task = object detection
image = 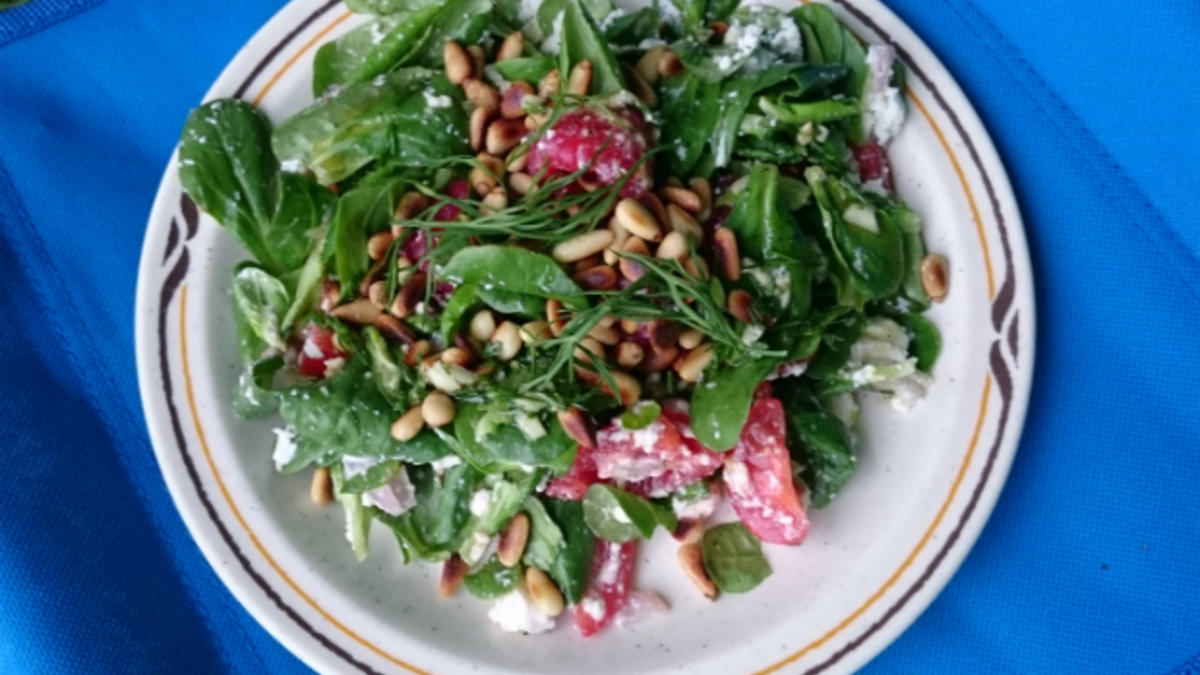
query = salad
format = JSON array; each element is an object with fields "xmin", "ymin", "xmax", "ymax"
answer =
[{"xmin": 177, "ymin": 0, "xmax": 949, "ymax": 636}]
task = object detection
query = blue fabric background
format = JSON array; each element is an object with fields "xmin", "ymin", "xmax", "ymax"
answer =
[{"xmin": 0, "ymin": 0, "xmax": 1196, "ymax": 673}]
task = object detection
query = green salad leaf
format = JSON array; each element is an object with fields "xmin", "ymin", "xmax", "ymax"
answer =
[
  {"xmin": 464, "ymin": 557, "xmax": 522, "ymax": 599},
  {"xmin": 701, "ymin": 522, "xmax": 772, "ymax": 592},
  {"xmin": 582, "ymin": 484, "xmax": 676, "ymax": 542}
]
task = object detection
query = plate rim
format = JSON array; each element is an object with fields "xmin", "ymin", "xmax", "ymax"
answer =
[{"xmin": 134, "ymin": 1, "xmax": 1036, "ymax": 673}]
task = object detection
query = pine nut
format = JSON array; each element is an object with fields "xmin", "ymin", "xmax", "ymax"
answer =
[
  {"xmin": 655, "ymin": 231, "xmax": 689, "ymax": 261},
  {"xmin": 572, "ymin": 253, "xmax": 603, "ymax": 273},
  {"xmin": 674, "ymin": 343, "xmax": 714, "ymax": 382},
  {"xmin": 367, "ymin": 280, "xmax": 387, "ymax": 309},
  {"xmin": 690, "ymin": 177, "xmax": 712, "ymax": 222},
  {"xmin": 520, "ymin": 320, "xmax": 551, "ymax": 344},
  {"xmin": 556, "ymin": 407, "xmax": 595, "ymax": 448},
  {"xmin": 615, "ymin": 341, "xmax": 644, "ymax": 368},
  {"xmin": 394, "ymin": 191, "xmax": 429, "ymax": 221},
  {"xmin": 712, "ymin": 228, "xmax": 742, "ymax": 281},
  {"xmin": 331, "ymin": 298, "xmax": 381, "ymax": 325},
  {"xmin": 500, "ymin": 81, "xmax": 534, "ymax": 119},
  {"xmin": 621, "ymin": 62, "xmax": 657, "ymax": 108},
  {"xmin": 444, "ymin": 41, "xmax": 472, "ymax": 84},
  {"xmin": 357, "ymin": 255, "xmax": 387, "ymax": 296},
  {"xmin": 553, "ymin": 229, "xmax": 614, "ymax": 263},
  {"xmin": 677, "ymin": 543, "xmax": 717, "ymax": 599},
  {"xmin": 921, "ymin": 254, "xmax": 949, "ymax": 301},
  {"xmin": 567, "ymin": 59, "xmax": 592, "ymax": 96},
  {"xmin": 310, "ymin": 466, "xmax": 333, "ymax": 506},
  {"xmin": 614, "ymin": 198, "xmax": 662, "ymax": 241},
  {"xmin": 684, "ymin": 255, "xmax": 708, "ymax": 279},
  {"xmin": 727, "ymin": 289, "xmax": 754, "ymax": 323},
  {"xmin": 660, "ymin": 185, "xmax": 702, "ymax": 214},
  {"xmin": 506, "ymin": 147, "xmax": 529, "ymax": 172},
  {"xmin": 605, "ymin": 371, "xmax": 641, "ymax": 406},
  {"xmin": 678, "ymin": 328, "xmax": 704, "ymax": 350},
  {"xmin": 509, "ymin": 171, "xmax": 534, "ymax": 195},
  {"xmin": 320, "ymin": 279, "xmax": 340, "ymax": 313},
  {"xmin": 469, "ymin": 310, "xmax": 496, "ymax": 342},
  {"xmin": 645, "ymin": 320, "xmax": 677, "ymax": 351},
  {"xmin": 619, "ymin": 236, "xmax": 650, "ymax": 281},
  {"xmin": 367, "ymin": 231, "xmax": 394, "ymax": 261},
  {"xmin": 486, "ymin": 117, "xmax": 526, "ymax": 155},
  {"xmin": 538, "ymin": 69, "xmax": 560, "ymax": 97},
  {"xmin": 481, "ymin": 187, "xmax": 508, "ymax": 214},
  {"xmin": 375, "ymin": 314, "xmax": 415, "ymax": 344},
  {"xmin": 440, "ymin": 346, "xmax": 474, "ymax": 368},
  {"xmin": 524, "ymin": 567, "xmax": 565, "ymax": 616},
  {"xmin": 390, "ymin": 405, "xmax": 425, "ymax": 441},
  {"xmin": 462, "ymin": 77, "xmax": 500, "ymax": 109},
  {"xmin": 574, "ymin": 337, "xmax": 605, "ymax": 365},
  {"xmin": 588, "ymin": 322, "xmax": 620, "ymax": 346},
  {"xmin": 403, "ymin": 340, "xmax": 431, "ymax": 367},
  {"xmin": 497, "ymin": 31, "xmax": 524, "ymax": 61},
  {"xmin": 710, "ymin": 20, "xmax": 729, "ymax": 38},
  {"xmin": 604, "ymin": 216, "xmax": 631, "ymax": 265},
  {"xmin": 641, "ymin": 345, "xmax": 680, "ymax": 373},
  {"xmin": 421, "ymin": 392, "xmax": 456, "ymax": 427},
  {"xmin": 497, "ymin": 513, "xmax": 530, "ymax": 567},
  {"xmin": 466, "ymin": 44, "xmax": 485, "ymax": 75},
  {"xmin": 469, "ymin": 106, "xmax": 496, "ymax": 151},
  {"xmin": 575, "ymin": 264, "xmax": 619, "ymax": 290},
  {"xmin": 490, "ymin": 321, "xmax": 523, "ymax": 360},
  {"xmin": 672, "ymin": 519, "xmax": 705, "ymax": 545},
  {"xmin": 658, "ymin": 49, "xmax": 682, "ymax": 77},
  {"xmin": 440, "ymin": 554, "xmax": 468, "ymax": 597},
  {"xmin": 389, "ymin": 271, "xmax": 427, "ymax": 318},
  {"xmin": 545, "ymin": 299, "xmax": 566, "ymax": 336},
  {"xmin": 470, "ymin": 152, "xmax": 504, "ymax": 196},
  {"xmin": 666, "ymin": 203, "xmax": 703, "ymax": 242},
  {"xmin": 619, "ymin": 318, "xmax": 640, "ymax": 334},
  {"xmin": 636, "ymin": 46, "xmax": 668, "ymax": 85},
  {"xmin": 641, "ymin": 193, "xmax": 670, "ymax": 229}
]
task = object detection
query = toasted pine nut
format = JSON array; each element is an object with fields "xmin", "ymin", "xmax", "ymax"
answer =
[
  {"xmin": 641, "ymin": 193, "xmax": 670, "ymax": 228},
  {"xmin": 660, "ymin": 185, "xmax": 702, "ymax": 213},
  {"xmin": 605, "ymin": 371, "xmax": 642, "ymax": 406},
  {"xmin": 574, "ymin": 337, "xmax": 605, "ymax": 365},
  {"xmin": 500, "ymin": 81, "xmax": 534, "ymax": 119},
  {"xmin": 440, "ymin": 346, "xmax": 474, "ymax": 368},
  {"xmin": 710, "ymin": 20, "xmax": 729, "ymax": 37},
  {"xmin": 614, "ymin": 198, "xmax": 662, "ymax": 241},
  {"xmin": 712, "ymin": 228, "xmax": 742, "ymax": 281},
  {"xmin": 921, "ymin": 254, "xmax": 949, "ymax": 301},
  {"xmin": 498, "ymin": 513, "xmax": 530, "ymax": 567},
  {"xmin": 389, "ymin": 271, "xmax": 426, "ymax": 318},
  {"xmin": 320, "ymin": 279, "xmax": 340, "ymax": 314},
  {"xmin": 367, "ymin": 231, "xmax": 394, "ymax": 261},
  {"xmin": 684, "ymin": 255, "xmax": 708, "ymax": 280},
  {"xmin": 390, "ymin": 405, "xmax": 425, "ymax": 442},
  {"xmin": 636, "ymin": 46, "xmax": 668, "ymax": 85},
  {"xmin": 331, "ymin": 298, "xmax": 381, "ymax": 325},
  {"xmin": 310, "ymin": 467, "xmax": 333, "ymax": 506},
  {"xmin": 481, "ymin": 187, "xmax": 508, "ymax": 215},
  {"xmin": 727, "ymin": 289, "xmax": 754, "ymax": 323},
  {"xmin": 421, "ymin": 392, "xmax": 456, "ymax": 427},
  {"xmin": 621, "ymin": 62, "xmax": 657, "ymax": 108},
  {"xmin": 462, "ymin": 77, "xmax": 500, "ymax": 109},
  {"xmin": 557, "ymin": 407, "xmax": 595, "ymax": 448},
  {"xmin": 567, "ymin": 59, "xmax": 592, "ymax": 95},
  {"xmin": 658, "ymin": 49, "xmax": 683, "ymax": 77},
  {"xmin": 367, "ymin": 280, "xmax": 388, "ymax": 309},
  {"xmin": 619, "ymin": 236, "xmax": 650, "ymax": 281},
  {"xmin": 646, "ymin": 320, "xmax": 679, "ymax": 350},
  {"xmin": 497, "ymin": 31, "xmax": 525, "ymax": 62},
  {"xmin": 575, "ymin": 264, "xmax": 619, "ymax": 290},
  {"xmin": 486, "ymin": 117, "xmax": 526, "ymax": 155},
  {"xmin": 524, "ymin": 567, "xmax": 565, "ymax": 616},
  {"xmin": 655, "ymin": 231, "xmax": 689, "ymax": 261},
  {"xmin": 440, "ymin": 554, "xmax": 468, "ymax": 597},
  {"xmin": 403, "ymin": 340, "xmax": 431, "ymax": 367},
  {"xmin": 470, "ymin": 152, "xmax": 504, "ymax": 196},
  {"xmin": 394, "ymin": 191, "xmax": 429, "ymax": 225},
  {"xmin": 469, "ymin": 106, "xmax": 495, "ymax": 151},
  {"xmin": 604, "ymin": 217, "xmax": 631, "ymax": 265},
  {"xmin": 675, "ymin": 343, "xmax": 714, "ymax": 382},
  {"xmin": 678, "ymin": 543, "xmax": 717, "ymax": 599},
  {"xmin": 466, "ymin": 44, "xmax": 485, "ymax": 75},
  {"xmin": 375, "ymin": 314, "xmax": 415, "ymax": 344},
  {"xmin": 641, "ymin": 345, "xmax": 680, "ymax": 373},
  {"xmin": 545, "ymin": 299, "xmax": 566, "ymax": 336},
  {"xmin": 572, "ymin": 253, "xmax": 603, "ymax": 273},
  {"xmin": 615, "ymin": 341, "xmax": 644, "ymax": 368},
  {"xmin": 666, "ymin": 203, "xmax": 703, "ymax": 242},
  {"xmin": 490, "ymin": 321, "xmax": 523, "ymax": 360},
  {"xmin": 520, "ymin": 320, "xmax": 551, "ymax": 344},
  {"xmin": 357, "ymin": 255, "xmax": 387, "ymax": 296},
  {"xmin": 588, "ymin": 322, "xmax": 620, "ymax": 346},
  {"xmin": 525, "ymin": 111, "xmax": 550, "ymax": 130},
  {"xmin": 690, "ymin": 177, "xmax": 713, "ymax": 222},
  {"xmin": 672, "ymin": 518, "xmax": 705, "ymax": 545},
  {"xmin": 508, "ymin": 171, "xmax": 534, "ymax": 195},
  {"xmin": 444, "ymin": 41, "xmax": 472, "ymax": 84},
  {"xmin": 553, "ymin": 229, "xmax": 614, "ymax": 263},
  {"xmin": 619, "ymin": 318, "xmax": 640, "ymax": 334},
  {"xmin": 538, "ymin": 69, "xmax": 560, "ymax": 97},
  {"xmin": 678, "ymin": 328, "xmax": 704, "ymax": 350},
  {"xmin": 506, "ymin": 146, "xmax": 529, "ymax": 172},
  {"xmin": 468, "ymin": 310, "xmax": 496, "ymax": 342}
]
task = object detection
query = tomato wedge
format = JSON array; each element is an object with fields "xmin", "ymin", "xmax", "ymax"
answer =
[
  {"xmin": 295, "ymin": 323, "xmax": 345, "ymax": 378},
  {"xmin": 624, "ymin": 402, "xmax": 724, "ymax": 497},
  {"xmin": 544, "ymin": 446, "xmax": 599, "ymax": 500},
  {"xmin": 571, "ymin": 540, "xmax": 637, "ymax": 637},
  {"xmin": 723, "ymin": 397, "xmax": 809, "ymax": 545}
]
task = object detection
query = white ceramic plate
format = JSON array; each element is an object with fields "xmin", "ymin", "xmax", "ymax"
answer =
[{"xmin": 135, "ymin": 1, "xmax": 1034, "ymax": 673}]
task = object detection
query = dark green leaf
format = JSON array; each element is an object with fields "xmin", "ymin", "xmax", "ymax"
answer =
[
  {"xmin": 522, "ymin": 496, "xmax": 565, "ymax": 571},
  {"xmin": 791, "ymin": 4, "xmax": 869, "ymax": 142},
  {"xmin": 542, "ymin": 499, "xmax": 595, "ymax": 603},
  {"xmin": 270, "ymin": 173, "xmax": 336, "ymax": 271},
  {"xmin": 439, "ymin": 245, "xmax": 586, "ymax": 309},
  {"xmin": 331, "ymin": 180, "xmax": 405, "ymax": 299},
  {"xmin": 340, "ymin": 493, "xmax": 374, "ymax": 561},
  {"xmin": 690, "ymin": 357, "xmax": 782, "ymax": 451},
  {"xmin": 232, "ymin": 355, "xmax": 284, "ymax": 419},
  {"xmin": 894, "ymin": 312, "xmax": 941, "ymax": 373},
  {"xmin": 312, "ymin": 5, "xmax": 443, "ymax": 96},
  {"xmin": 555, "ymin": 0, "xmax": 627, "ymax": 95},
  {"xmin": 494, "ymin": 56, "xmax": 557, "ymax": 84},
  {"xmin": 333, "ymin": 457, "xmax": 402, "ymax": 494},
  {"xmin": 407, "ymin": 0, "xmax": 494, "ymax": 67},
  {"xmin": 453, "ymin": 402, "xmax": 578, "ymax": 474},
  {"xmin": 386, "ymin": 463, "xmax": 479, "ymax": 554},
  {"xmin": 657, "ymin": 71, "xmax": 721, "ymax": 176},
  {"xmin": 603, "ymin": 6, "xmax": 659, "ymax": 45},
  {"xmin": 710, "ymin": 67, "xmax": 794, "ymax": 168},
  {"xmin": 231, "ymin": 265, "xmax": 289, "ymax": 352},
  {"xmin": 582, "ymin": 484, "xmax": 676, "ymax": 542},
  {"xmin": 757, "ymin": 96, "xmax": 859, "ymax": 125},
  {"xmin": 701, "ymin": 522, "xmax": 771, "ymax": 592},
  {"xmin": 464, "ymin": 557, "xmax": 522, "ymax": 598},
  {"xmin": 344, "ymin": 0, "xmax": 440, "ymax": 14}
]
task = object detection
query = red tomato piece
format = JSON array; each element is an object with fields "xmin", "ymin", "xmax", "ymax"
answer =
[
  {"xmin": 623, "ymin": 402, "xmax": 724, "ymax": 498},
  {"xmin": 723, "ymin": 397, "xmax": 809, "ymax": 545},
  {"xmin": 295, "ymin": 323, "xmax": 346, "ymax": 378},
  {"xmin": 852, "ymin": 142, "xmax": 892, "ymax": 190},
  {"xmin": 572, "ymin": 540, "xmax": 637, "ymax": 637},
  {"xmin": 527, "ymin": 106, "xmax": 653, "ymax": 198},
  {"xmin": 544, "ymin": 445, "xmax": 599, "ymax": 500},
  {"xmin": 591, "ymin": 415, "xmax": 685, "ymax": 494}
]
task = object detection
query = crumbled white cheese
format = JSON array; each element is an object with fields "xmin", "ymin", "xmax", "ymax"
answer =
[
  {"xmin": 863, "ymin": 45, "xmax": 906, "ymax": 145},
  {"xmin": 541, "ymin": 11, "xmax": 565, "ymax": 54},
  {"xmin": 279, "ymin": 158, "xmax": 305, "ymax": 173},
  {"xmin": 429, "ymin": 455, "xmax": 463, "ymax": 476},
  {"xmin": 422, "ymin": 89, "xmax": 454, "ymax": 109},
  {"xmin": 723, "ymin": 461, "xmax": 750, "ymax": 492},
  {"xmin": 463, "ymin": 531, "xmax": 494, "ymax": 566},
  {"xmin": 843, "ymin": 204, "xmax": 879, "ymax": 233},
  {"xmin": 514, "ymin": 412, "xmax": 547, "ymax": 441},
  {"xmin": 581, "ymin": 597, "xmax": 607, "ymax": 621},
  {"xmin": 469, "ymin": 489, "xmax": 493, "ymax": 517},
  {"xmin": 271, "ymin": 427, "xmax": 298, "ymax": 471},
  {"xmin": 322, "ymin": 356, "xmax": 346, "ymax": 377},
  {"xmin": 423, "ymin": 361, "xmax": 477, "ymax": 393},
  {"xmin": 672, "ymin": 492, "xmax": 718, "ymax": 520},
  {"xmin": 489, "ymin": 590, "xmax": 557, "ymax": 634},
  {"xmin": 342, "ymin": 455, "xmax": 382, "ymax": 479},
  {"xmin": 596, "ymin": 544, "xmax": 623, "ymax": 585},
  {"xmin": 362, "ymin": 467, "xmax": 417, "ymax": 516},
  {"xmin": 741, "ymin": 324, "xmax": 766, "ymax": 346}
]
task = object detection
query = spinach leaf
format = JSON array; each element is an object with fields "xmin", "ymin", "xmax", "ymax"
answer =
[
  {"xmin": 439, "ymin": 245, "xmax": 587, "ymax": 310},
  {"xmin": 331, "ymin": 179, "xmax": 405, "ymax": 300},
  {"xmin": 453, "ymin": 402, "xmax": 578, "ymax": 474},
  {"xmin": 701, "ymin": 522, "xmax": 771, "ymax": 592},
  {"xmin": 340, "ymin": 493, "xmax": 374, "ymax": 561},
  {"xmin": 271, "ymin": 173, "xmax": 336, "ymax": 271},
  {"xmin": 344, "ymin": 0, "xmax": 440, "ymax": 13},
  {"xmin": 463, "ymin": 557, "xmax": 522, "ymax": 599},
  {"xmin": 669, "ymin": 0, "xmax": 706, "ymax": 32},
  {"xmin": 657, "ymin": 71, "xmax": 720, "ymax": 177},
  {"xmin": 542, "ymin": 498, "xmax": 596, "ymax": 604},
  {"xmin": 494, "ymin": 56, "xmax": 556, "ymax": 84},
  {"xmin": 803, "ymin": 309, "xmax": 865, "ymax": 381},
  {"xmin": 334, "ymin": 456, "xmax": 402, "ymax": 494},
  {"xmin": 555, "ymin": 0, "xmax": 626, "ymax": 95},
  {"xmin": 710, "ymin": 67, "xmax": 794, "ymax": 168},
  {"xmin": 232, "ymin": 355, "xmax": 284, "ymax": 419},
  {"xmin": 706, "ymin": 0, "xmax": 739, "ymax": 22},
  {"xmin": 362, "ymin": 326, "xmax": 410, "ymax": 405},
  {"xmin": 774, "ymin": 379, "xmax": 855, "ymax": 507},
  {"xmin": 439, "ymin": 284, "xmax": 483, "ymax": 343},
  {"xmin": 522, "ymin": 496, "xmax": 565, "ymax": 571},
  {"xmin": 281, "ymin": 231, "xmax": 328, "ymax": 331},
  {"xmin": 384, "ymin": 463, "xmax": 478, "ymax": 556},
  {"xmin": 791, "ymin": 4, "xmax": 869, "ymax": 142},
  {"xmin": 690, "ymin": 357, "xmax": 781, "ymax": 452},
  {"xmin": 757, "ymin": 96, "xmax": 859, "ymax": 125},
  {"xmin": 885, "ymin": 204, "xmax": 931, "ymax": 308},
  {"xmin": 273, "ymin": 69, "xmax": 469, "ymax": 185},
  {"xmin": 408, "ymin": 0, "xmax": 494, "ymax": 67},
  {"xmin": 312, "ymin": 5, "xmax": 443, "ymax": 96},
  {"xmin": 893, "ymin": 312, "xmax": 941, "ymax": 373},
  {"xmin": 603, "ymin": 6, "xmax": 659, "ymax": 45},
  {"xmin": 231, "ymin": 265, "xmax": 289, "ymax": 352},
  {"xmin": 463, "ymin": 472, "xmax": 544, "ymax": 540},
  {"xmin": 582, "ymin": 484, "xmax": 676, "ymax": 542}
]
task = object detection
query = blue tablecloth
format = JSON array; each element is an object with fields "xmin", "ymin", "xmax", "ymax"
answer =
[{"xmin": 1, "ymin": 1, "xmax": 1197, "ymax": 673}]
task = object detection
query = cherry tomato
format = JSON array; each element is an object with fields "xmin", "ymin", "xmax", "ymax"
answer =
[
  {"xmin": 571, "ymin": 540, "xmax": 637, "ymax": 637},
  {"xmin": 724, "ymin": 397, "xmax": 809, "ymax": 545}
]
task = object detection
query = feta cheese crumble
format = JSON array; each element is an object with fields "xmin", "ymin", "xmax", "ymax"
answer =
[
  {"xmin": 271, "ymin": 427, "xmax": 298, "ymax": 470},
  {"xmin": 488, "ymin": 590, "xmax": 556, "ymax": 634}
]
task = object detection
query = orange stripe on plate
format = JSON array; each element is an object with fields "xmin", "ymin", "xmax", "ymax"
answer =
[{"xmin": 252, "ymin": 10, "xmax": 353, "ymax": 106}]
